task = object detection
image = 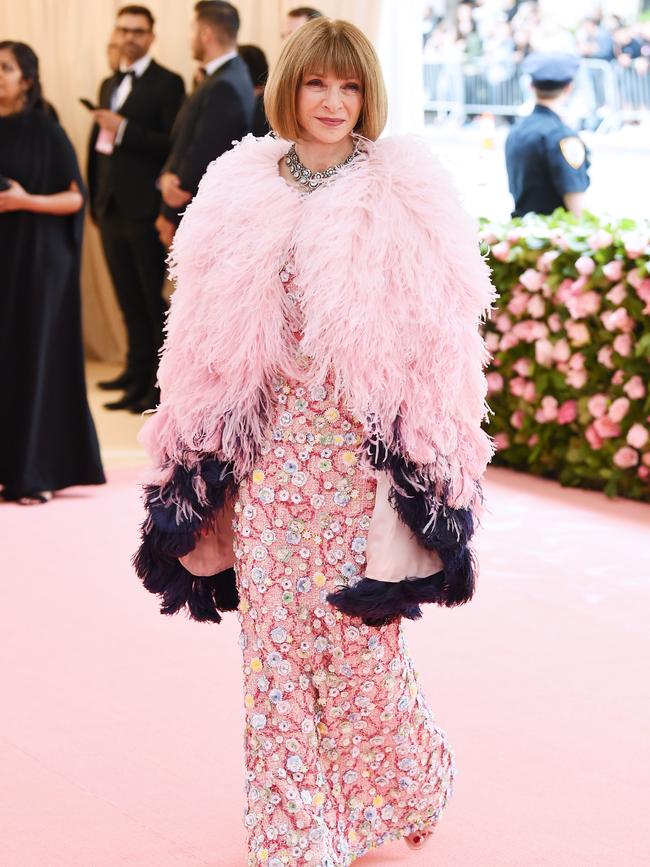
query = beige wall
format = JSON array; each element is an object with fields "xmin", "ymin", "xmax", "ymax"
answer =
[{"xmin": 0, "ymin": 0, "xmax": 383, "ymax": 362}]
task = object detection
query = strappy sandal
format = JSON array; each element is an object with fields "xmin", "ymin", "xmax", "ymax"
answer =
[
  {"xmin": 16, "ymin": 491, "xmax": 53, "ymax": 505},
  {"xmin": 404, "ymin": 828, "xmax": 433, "ymax": 850}
]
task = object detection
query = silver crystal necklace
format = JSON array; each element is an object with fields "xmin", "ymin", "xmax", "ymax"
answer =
[{"xmin": 285, "ymin": 142, "xmax": 358, "ymax": 192}]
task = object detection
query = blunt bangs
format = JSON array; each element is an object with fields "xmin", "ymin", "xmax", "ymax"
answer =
[{"xmin": 265, "ymin": 18, "xmax": 387, "ymax": 142}]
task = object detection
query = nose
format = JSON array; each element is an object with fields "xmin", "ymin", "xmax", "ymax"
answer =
[{"xmin": 322, "ymin": 85, "xmax": 343, "ymax": 112}]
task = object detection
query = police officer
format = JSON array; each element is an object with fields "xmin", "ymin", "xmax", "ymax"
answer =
[{"xmin": 505, "ymin": 53, "xmax": 590, "ymax": 217}]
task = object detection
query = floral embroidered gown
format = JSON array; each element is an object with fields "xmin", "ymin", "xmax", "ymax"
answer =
[{"xmin": 233, "ymin": 255, "xmax": 454, "ymax": 867}]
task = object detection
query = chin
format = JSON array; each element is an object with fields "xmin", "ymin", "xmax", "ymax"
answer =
[{"xmin": 308, "ymin": 125, "xmax": 353, "ymax": 146}]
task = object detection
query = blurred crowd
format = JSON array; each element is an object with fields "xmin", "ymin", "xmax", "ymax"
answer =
[{"xmin": 423, "ymin": 1, "xmax": 650, "ymax": 74}]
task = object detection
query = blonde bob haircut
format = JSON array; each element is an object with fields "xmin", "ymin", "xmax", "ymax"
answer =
[{"xmin": 264, "ymin": 18, "xmax": 388, "ymax": 142}]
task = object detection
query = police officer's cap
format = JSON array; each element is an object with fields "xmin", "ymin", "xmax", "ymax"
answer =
[{"xmin": 522, "ymin": 52, "xmax": 580, "ymax": 89}]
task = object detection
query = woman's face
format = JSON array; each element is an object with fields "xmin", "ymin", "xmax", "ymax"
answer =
[
  {"xmin": 0, "ymin": 49, "xmax": 28, "ymax": 109},
  {"xmin": 296, "ymin": 71, "xmax": 363, "ymax": 145}
]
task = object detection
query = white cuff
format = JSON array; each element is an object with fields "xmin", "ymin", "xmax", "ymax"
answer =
[{"xmin": 114, "ymin": 118, "xmax": 128, "ymax": 146}]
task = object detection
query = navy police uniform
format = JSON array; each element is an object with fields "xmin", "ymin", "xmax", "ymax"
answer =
[{"xmin": 505, "ymin": 53, "xmax": 590, "ymax": 217}]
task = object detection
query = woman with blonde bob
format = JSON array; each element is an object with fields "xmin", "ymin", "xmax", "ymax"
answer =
[{"xmin": 135, "ymin": 17, "xmax": 495, "ymax": 866}]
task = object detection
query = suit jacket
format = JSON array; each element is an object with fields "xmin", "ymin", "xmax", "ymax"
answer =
[
  {"xmin": 88, "ymin": 59, "xmax": 185, "ymax": 221},
  {"xmin": 160, "ymin": 54, "xmax": 254, "ymax": 225}
]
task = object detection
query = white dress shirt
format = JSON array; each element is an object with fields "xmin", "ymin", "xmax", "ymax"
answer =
[
  {"xmin": 112, "ymin": 54, "xmax": 153, "ymax": 145},
  {"xmin": 202, "ymin": 50, "xmax": 238, "ymax": 78}
]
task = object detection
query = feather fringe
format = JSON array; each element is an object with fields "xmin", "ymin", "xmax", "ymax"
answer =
[
  {"xmin": 133, "ymin": 456, "xmax": 238, "ymax": 622},
  {"xmin": 365, "ymin": 438, "xmax": 480, "ymax": 609},
  {"xmin": 327, "ymin": 572, "xmax": 446, "ymax": 627}
]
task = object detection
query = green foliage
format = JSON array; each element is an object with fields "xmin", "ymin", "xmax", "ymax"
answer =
[{"xmin": 480, "ymin": 211, "xmax": 650, "ymax": 501}]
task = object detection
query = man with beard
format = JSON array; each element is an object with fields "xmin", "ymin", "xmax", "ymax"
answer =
[{"xmin": 88, "ymin": 5, "xmax": 185, "ymax": 412}]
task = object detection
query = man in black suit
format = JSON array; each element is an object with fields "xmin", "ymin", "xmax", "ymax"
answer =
[
  {"xmin": 156, "ymin": 1, "xmax": 254, "ymax": 247},
  {"xmin": 88, "ymin": 5, "xmax": 185, "ymax": 413}
]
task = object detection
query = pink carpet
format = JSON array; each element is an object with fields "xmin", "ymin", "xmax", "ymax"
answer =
[{"xmin": 1, "ymin": 467, "xmax": 648, "ymax": 866}]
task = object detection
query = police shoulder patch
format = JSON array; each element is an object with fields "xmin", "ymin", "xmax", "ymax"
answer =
[{"xmin": 559, "ymin": 136, "xmax": 585, "ymax": 169}]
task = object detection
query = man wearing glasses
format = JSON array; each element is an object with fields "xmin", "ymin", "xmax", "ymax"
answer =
[{"xmin": 88, "ymin": 5, "xmax": 185, "ymax": 414}]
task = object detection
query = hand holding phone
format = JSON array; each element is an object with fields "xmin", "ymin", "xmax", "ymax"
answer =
[{"xmin": 79, "ymin": 98, "xmax": 98, "ymax": 111}]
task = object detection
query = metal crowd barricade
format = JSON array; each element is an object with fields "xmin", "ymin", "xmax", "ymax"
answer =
[{"xmin": 423, "ymin": 57, "xmax": 649, "ymax": 131}]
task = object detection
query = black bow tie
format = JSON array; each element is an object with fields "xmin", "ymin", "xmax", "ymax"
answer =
[{"xmin": 115, "ymin": 69, "xmax": 136, "ymax": 85}]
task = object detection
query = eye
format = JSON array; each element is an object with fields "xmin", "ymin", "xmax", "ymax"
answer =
[
  {"xmin": 343, "ymin": 82, "xmax": 361, "ymax": 92},
  {"xmin": 305, "ymin": 78, "xmax": 323, "ymax": 87}
]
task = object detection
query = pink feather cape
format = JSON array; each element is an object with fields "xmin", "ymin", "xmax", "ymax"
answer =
[{"xmin": 140, "ymin": 133, "xmax": 496, "ymax": 508}]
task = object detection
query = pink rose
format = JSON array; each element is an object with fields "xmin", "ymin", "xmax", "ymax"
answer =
[
  {"xmin": 500, "ymin": 333, "xmax": 520, "ymax": 351},
  {"xmin": 638, "ymin": 466, "xmax": 650, "ymax": 481},
  {"xmin": 612, "ymin": 370, "xmax": 625, "ymax": 386},
  {"xmin": 481, "ymin": 230, "xmax": 499, "ymax": 245},
  {"xmin": 575, "ymin": 256, "xmax": 596, "ymax": 276},
  {"xmin": 622, "ymin": 233, "xmax": 649, "ymax": 259},
  {"xmin": 568, "ymin": 352, "xmax": 585, "ymax": 370},
  {"xmin": 528, "ymin": 434, "xmax": 539, "ymax": 446},
  {"xmin": 523, "ymin": 381, "xmax": 537, "ymax": 402},
  {"xmin": 485, "ymin": 332, "xmax": 500, "ymax": 353},
  {"xmin": 623, "ymin": 375, "xmax": 646, "ymax": 400},
  {"xmin": 520, "ymin": 268, "xmax": 544, "ymax": 291},
  {"xmin": 557, "ymin": 400, "xmax": 578, "ymax": 425},
  {"xmin": 644, "ymin": 453, "xmax": 650, "ymax": 467},
  {"xmin": 494, "ymin": 432, "xmax": 510, "ymax": 451},
  {"xmin": 570, "ymin": 275, "xmax": 588, "ymax": 294},
  {"xmin": 602, "ymin": 260, "xmax": 624, "ymax": 282},
  {"xmin": 565, "ymin": 320, "xmax": 591, "ymax": 346},
  {"xmin": 555, "ymin": 278, "xmax": 575, "ymax": 303},
  {"xmin": 606, "ymin": 283, "xmax": 626, "ymax": 305},
  {"xmin": 613, "ymin": 334, "xmax": 632, "ymax": 357},
  {"xmin": 627, "ymin": 423, "xmax": 649, "ymax": 449},
  {"xmin": 634, "ymin": 279, "xmax": 650, "ymax": 314},
  {"xmin": 535, "ymin": 338, "xmax": 554, "ymax": 366},
  {"xmin": 513, "ymin": 358, "xmax": 533, "ymax": 377},
  {"xmin": 527, "ymin": 295, "xmax": 546, "ymax": 318},
  {"xmin": 594, "ymin": 415, "xmax": 621, "ymax": 440},
  {"xmin": 566, "ymin": 369, "xmax": 588, "ymax": 389},
  {"xmin": 552, "ymin": 339, "xmax": 571, "ymax": 363},
  {"xmin": 513, "ymin": 320, "xmax": 549, "ymax": 342},
  {"xmin": 597, "ymin": 345, "xmax": 614, "ymax": 369},
  {"xmin": 588, "ymin": 394, "xmax": 608, "ymax": 418},
  {"xmin": 585, "ymin": 423, "xmax": 603, "ymax": 450},
  {"xmin": 538, "ymin": 250, "xmax": 560, "ymax": 272},
  {"xmin": 509, "ymin": 376, "xmax": 527, "ymax": 397},
  {"xmin": 601, "ymin": 308, "xmax": 635, "ymax": 333},
  {"xmin": 593, "ymin": 416, "xmax": 621, "ymax": 439},
  {"xmin": 535, "ymin": 395, "xmax": 558, "ymax": 423},
  {"xmin": 492, "ymin": 241, "xmax": 511, "ymax": 262},
  {"xmin": 548, "ymin": 313, "xmax": 563, "ymax": 333},
  {"xmin": 486, "ymin": 372, "xmax": 504, "ymax": 394},
  {"xmin": 613, "ymin": 446, "xmax": 639, "ymax": 469},
  {"xmin": 627, "ymin": 268, "xmax": 644, "ymax": 290},
  {"xmin": 510, "ymin": 409, "xmax": 525, "ymax": 429},
  {"xmin": 566, "ymin": 291, "xmax": 601, "ymax": 319},
  {"xmin": 609, "ymin": 396, "xmax": 630, "ymax": 422},
  {"xmin": 496, "ymin": 313, "xmax": 512, "ymax": 333},
  {"xmin": 508, "ymin": 291, "xmax": 530, "ymax": 316},
  {"xmin": 507, "ymin": 229, "xmax": 524, "ymax": 243},
  {"xmin": 587, "ymin": 229, "xmax": 613, "ymax": 250}
]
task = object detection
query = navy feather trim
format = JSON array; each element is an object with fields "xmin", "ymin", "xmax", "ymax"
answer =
[
  {"xmin": 133, "ymin": 456, "xmax": 238, "ymax": 623},
  {"xmin": 327, "ymin": 572, "xmax": 446, "ymax": 627},
  {"xmin": 364, "ymin": 438, "xmax": 480, "ymax": 609}
]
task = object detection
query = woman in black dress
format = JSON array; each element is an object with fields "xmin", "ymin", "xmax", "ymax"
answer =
[{"xmin": 0, "ymin": 42, "xmax": 105, "ymax": 504}]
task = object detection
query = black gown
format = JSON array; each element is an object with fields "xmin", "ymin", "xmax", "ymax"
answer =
[{"xmin": 0, "ymin": 108, "xmax": 105, "ymax": 497}]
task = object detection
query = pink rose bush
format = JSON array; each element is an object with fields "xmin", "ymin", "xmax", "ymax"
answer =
[{"xmin": 480, "ymin": 211, "xmax": 650, "ymax": 500}]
